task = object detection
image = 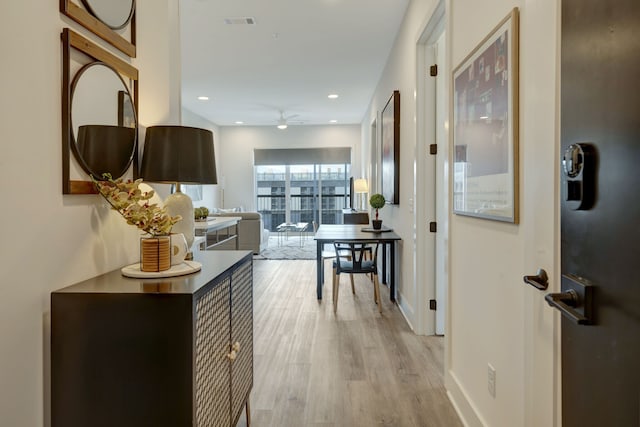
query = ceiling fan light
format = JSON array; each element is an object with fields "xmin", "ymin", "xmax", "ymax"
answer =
[{"xmin": 277, "ymin": 116, "xmax": 288, "ymax": 129}]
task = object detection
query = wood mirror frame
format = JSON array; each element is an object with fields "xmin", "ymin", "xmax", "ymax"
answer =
[
  {"xmin": 62, "ymin": 28, "xmax": 139, "ymax": 194},
  {"xmin": 81, "ymin": 0, "xmax": 135, "ymax": 30},
  {"xmin": 60, "ymin": 0, "xmax": 136, "ymax": 58}
]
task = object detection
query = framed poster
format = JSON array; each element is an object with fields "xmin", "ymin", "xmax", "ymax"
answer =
[
  {"xmin": 453, "ymin": 8, "xmax": 519, "ymax": 223},
  {"xmin": 381, "ymin": 90, "xmax": 400, "ymax": 205}
]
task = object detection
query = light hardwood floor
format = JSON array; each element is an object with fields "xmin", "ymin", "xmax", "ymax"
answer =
[{"xmin": 236, "ymin": 259, "xmax": 462, "ymax": 427}]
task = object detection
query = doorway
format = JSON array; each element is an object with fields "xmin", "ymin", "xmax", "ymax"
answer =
[{"xmin": 415, "ymin": 0, "xmax": 447, "ymax": 335}]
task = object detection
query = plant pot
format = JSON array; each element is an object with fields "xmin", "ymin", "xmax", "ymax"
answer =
[
  {"xmin": 140, "ymin": 236, "xmax": 171, "ymax": 272},
  {"xmin": 372, "ymin": 219, "xmax": 383, "ymax": 230}
]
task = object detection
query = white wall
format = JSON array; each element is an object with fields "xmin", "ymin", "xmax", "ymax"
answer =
[
  {"xmin": 0, "ymin": 1, "xmax": 179, "ymax": 425},
  {"xmin": 446, "ymin": 1, "xmax": 559, "ymax": 426},
  {"xmin": 449, "ymin": 0, "xmax": 558, "ymax": 426},
  {"xmin": 182, "ymin": 108, "xmax": 222, "ymax": 210},
  {"xmin": 218, "ymin": 125, "xmax": 361, "ymax": 211},
  {"xmin": 364, "ymin": 0, "xmax": 559, "ymax": 425},
  {"xmin": 361, "ymin": 0, "xmax": 438, "ymax": 329}
]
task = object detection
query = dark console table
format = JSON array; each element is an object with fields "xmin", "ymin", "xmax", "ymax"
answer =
[{"xmin": 51, "ymin": 251, "xmax": 253, "ymax": 427}]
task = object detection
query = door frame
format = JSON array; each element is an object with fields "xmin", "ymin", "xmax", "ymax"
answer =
[{"xmin": 414, "ymin": 0, "xmax": 446, "ymax": 336}]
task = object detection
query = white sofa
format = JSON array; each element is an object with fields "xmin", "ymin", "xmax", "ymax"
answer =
[{"xmin": 211, "ymin": 211, "xmax": 269, "ymax": 254}]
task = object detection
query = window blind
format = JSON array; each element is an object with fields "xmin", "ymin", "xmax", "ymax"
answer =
[{"xmin": 253, "ymin": 148, "xmax": 351, "ymax": 166}]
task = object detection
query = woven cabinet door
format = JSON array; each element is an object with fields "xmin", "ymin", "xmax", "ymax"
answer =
[
  {"xmin": 195, "ymin": 278, "xmax": 231, "ymax": 427},
  {"xmin": 230, "ymin": 259, "xmax": 254, "ymax": 425}
]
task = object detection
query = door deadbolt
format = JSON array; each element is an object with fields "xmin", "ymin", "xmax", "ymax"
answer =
[
  {"xmin": 562, "ymin": 143, "xmax": 596, "ymax": 210},
  {"xmin": 562, "ymin": 144, "xmax": 583, "ymax": 178}
]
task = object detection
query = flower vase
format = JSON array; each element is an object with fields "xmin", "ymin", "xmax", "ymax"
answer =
[{"xmin": 140, "ymin": 236, "xmax": 171, "ymax": 272}]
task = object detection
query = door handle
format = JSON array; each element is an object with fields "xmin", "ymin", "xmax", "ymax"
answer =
[
  {"xmin": 545, "ymin": 274, "xmax": 593, "ymax": 325},
  {"xmin": 545, "ymin": 290, "xmax": 589, "ymax": 324},
  {"xmin": 523, "ymin": 268, "xmax": 549, "ymax": 290}
]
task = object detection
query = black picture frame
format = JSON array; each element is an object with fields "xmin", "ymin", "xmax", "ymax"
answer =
[{"xmin": 381, "ymin": 90, "xmax": 400, "ymax": 205}]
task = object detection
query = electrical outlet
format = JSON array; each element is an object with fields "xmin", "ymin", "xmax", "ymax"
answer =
[{"xmin": 487, "ymin": 364, "xmax": 496, "ymax": 398}]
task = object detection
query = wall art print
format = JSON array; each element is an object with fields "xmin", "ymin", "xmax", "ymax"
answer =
[
  {"xmin": 453, "ymin": 8, "xmax": 519, "ymax": 223},
  {"xmin": 381, "ymin": 90, "xmax": 400, "ymax": 205}
]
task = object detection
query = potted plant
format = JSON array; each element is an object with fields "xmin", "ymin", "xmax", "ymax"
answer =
[
  {"xmin": 194, "ymin": 206, "xmax": 209, "ymax": 221},
  {"xmin": 369, "ymin": 193, "xmax": 386, "ymax": 230},
  {"xmin": 93, "ymin": 174, "xmax": 182, "ymax": 272}
]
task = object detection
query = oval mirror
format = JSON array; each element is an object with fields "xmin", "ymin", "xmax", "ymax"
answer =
[
  {"xmin": 81, "ymin": 0, "xmax": 135, "ymax": 30},
  {"xmin": 71, "ymin": 62, "xmax": 137, "ymax": 180}
]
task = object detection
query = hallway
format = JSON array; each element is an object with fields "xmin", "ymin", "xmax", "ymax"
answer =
[{"xmin": 238, "ymin": 260, "xmax": 461, "ymax": 426}]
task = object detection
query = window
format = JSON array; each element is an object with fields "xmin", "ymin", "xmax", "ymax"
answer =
[{"xmin": 255, "ymin": 161, "xmax": 351, "ymax": 231}]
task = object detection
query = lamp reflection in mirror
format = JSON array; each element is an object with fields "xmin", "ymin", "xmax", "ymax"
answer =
[
  {"xmin": 140, "ymin": 126, "xmax": 218, "ymax": 258},
  {"xmin": 354, "ymin": 178, "xmax": 369, "ymax": 211},
  {"xmin": 77, "ymin": 125, "xmax": 135, "ymax": 179}
]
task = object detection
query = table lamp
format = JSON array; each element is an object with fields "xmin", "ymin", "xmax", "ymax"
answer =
[
  {"xmin": 353, "ymin": 178, "xmax": 369, "ymax": 211},
  {"xmin": 140, "ymin": 126, "xmax": 218, "ymax": 257}
]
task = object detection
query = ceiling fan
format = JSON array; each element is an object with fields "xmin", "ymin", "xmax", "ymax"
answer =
[{"xmin": 276, "ymin": 111, "xmax": 303, "ymax": 129}]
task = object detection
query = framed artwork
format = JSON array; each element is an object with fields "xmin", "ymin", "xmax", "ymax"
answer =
[
  {"xmin": 381, "ymin": 90, "xmax": 400, "ymax": 205},
  {"xmin": 370, "ymin": 116, "xmax": 378, "ymax": 195},
  {"xmin": 452, "ymin": 8, "xmax": 519, "ymax": 223}
]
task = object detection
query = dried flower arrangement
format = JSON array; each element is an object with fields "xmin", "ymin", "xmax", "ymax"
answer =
[{"xmin": 93, "ymin": 175, "xmax": 181, "ymax": 237}]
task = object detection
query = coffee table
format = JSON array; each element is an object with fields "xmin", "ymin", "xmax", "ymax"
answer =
[{"xmin": 276, "ymin": 222, "xmax": 309, "ymax": 247}]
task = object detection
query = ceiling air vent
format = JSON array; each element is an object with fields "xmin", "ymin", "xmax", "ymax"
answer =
[{"xmin": 224, "ymin": 17, "xmax": 256, "ymax": 25}]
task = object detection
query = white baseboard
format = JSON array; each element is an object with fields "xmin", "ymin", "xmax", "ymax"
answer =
[
  {"xmin": 446, "ymin": 370, "xmax": 486, "ymax": 427},
  {"xmin": 396, "ymin": 291, "xmax": 415, "ymax": 331}
]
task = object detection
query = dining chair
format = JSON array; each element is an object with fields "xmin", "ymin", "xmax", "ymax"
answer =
[
  {"xmin": 313, "ymin": 221, "xmax": 353, "ymax": 285},
  {"xmin": 343, "ymin": 211, "xmax": 370, "ymax": 225},
  {"xmin": 342, "ymin": 213, "xmax": 374, "ymax": 280},
  {"xmin": 332, "ymin": 241, "xmax": 381, "ymax": 314}
]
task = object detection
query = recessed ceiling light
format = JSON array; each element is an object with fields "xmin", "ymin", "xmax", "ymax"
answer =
[
  {"xmin": 235, "ymin": 121, "xmax": 244, "ymax": 125},
  {"xmin": 277, "ymin": 124, "xmax": 288, "ymax": 130},
  {"xmin": 197, "ymin": 96, "xmax": 209, "ymax": 101},
  {"xmin": 328, "ymin": 94, "xmax": 339, "ymax": 99},
  {"xmin": 329, "ymin": 120, "xmax": 338, "ymax": 123}
]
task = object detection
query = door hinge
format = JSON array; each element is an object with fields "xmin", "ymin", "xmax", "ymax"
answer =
[
  {"xmin": 430, "ymin": 64, "xmax": 438, "ymax": 77},
  {"xmin": 429, "ymin": 299, "xmax": 437, "ymax": 310},
  {"xmin": 429, "ymin": 144, "xmax": 437, "ymax": 155},
  {"xmin": 429, "ymin": 222, "xmax": 437, "ymax": 232}
]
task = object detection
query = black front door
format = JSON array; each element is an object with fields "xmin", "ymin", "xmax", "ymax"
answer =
[{"xmin": 560, "ymin": 1, "xmax": 640, "ymax": 425}]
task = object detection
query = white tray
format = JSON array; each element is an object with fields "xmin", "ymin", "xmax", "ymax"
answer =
[{"xmin": 121, "ymin": 261, "xmax": 202, "ymax": 278}]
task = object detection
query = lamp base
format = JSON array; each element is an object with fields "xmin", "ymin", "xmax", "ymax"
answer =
[{"xmin": 164, "ymin": 190, "xmax": 195, "ymax": 252}]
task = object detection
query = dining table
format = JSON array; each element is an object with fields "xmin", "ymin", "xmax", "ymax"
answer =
[{"xmin": 314, "ymin": 224, "xmax": 402, "ymax": 301}]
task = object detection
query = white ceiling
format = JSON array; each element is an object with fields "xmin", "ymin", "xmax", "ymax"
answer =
[{"xmin": 179, "ymin": 0, "xmax": 411, "ymax": 127}]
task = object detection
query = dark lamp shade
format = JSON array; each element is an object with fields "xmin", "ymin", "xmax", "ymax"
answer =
[
  {"xmin": 77, "ymin": 125, "xmax": 135, "ymax": 179},
  {"xmin": 140, "ymin": 125, "xmax": 218, "ymax": 184}
]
